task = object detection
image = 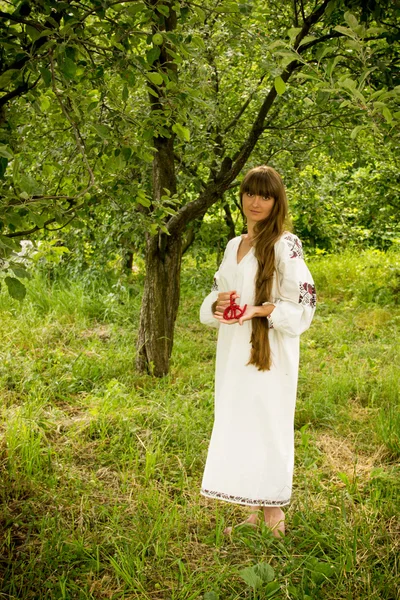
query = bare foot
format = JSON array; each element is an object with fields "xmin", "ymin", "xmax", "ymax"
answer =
[
  {"xmin": 223, "ymin": 510, "xmax": 260, "ymax": 535},
  {"xmin": 263, "ymin": 507, "xmax": 285, "ymax": 538}
]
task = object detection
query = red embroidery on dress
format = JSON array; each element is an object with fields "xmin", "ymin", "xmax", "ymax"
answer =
[
  {"xmin": 299, "ymin": 282, "xmax": 316, "ymax": 307},
  {"xmin": 283, "ymin": 234, "xmax": 304, "ymax": 259}
]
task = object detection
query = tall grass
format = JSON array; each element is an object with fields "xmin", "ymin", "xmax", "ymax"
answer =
[{"xmin": 0, "ymin": 249, "xmax": 399, "ymax": 599}]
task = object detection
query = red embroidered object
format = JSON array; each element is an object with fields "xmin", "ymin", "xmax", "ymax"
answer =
[{"xmin": 223, "ymin": 292, "xmax": 247, "ymax": 320}]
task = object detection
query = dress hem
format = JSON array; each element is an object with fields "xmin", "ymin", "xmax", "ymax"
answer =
[{"xmin": 200, "ymin": 488, "xmax": 291, "ymax": 507}]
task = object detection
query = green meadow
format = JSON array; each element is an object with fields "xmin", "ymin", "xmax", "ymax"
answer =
[{"xmin": 0, "ymin": 250, "xmax": 399, "ymax": 599}]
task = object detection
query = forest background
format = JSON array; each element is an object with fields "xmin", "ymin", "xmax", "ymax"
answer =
[{"xmin": 0, "ymin": 0, "xmax": 399, "ymax": 598}]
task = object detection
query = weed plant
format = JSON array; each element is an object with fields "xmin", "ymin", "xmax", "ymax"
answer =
[{"xmin": 0, "ymin": 250, "xmax": 399, "ymax": 599}]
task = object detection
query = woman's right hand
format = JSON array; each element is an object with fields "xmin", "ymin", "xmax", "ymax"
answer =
[{"xmin": 213, "ymin": 290, "xmax": 240, "ymax": 317}]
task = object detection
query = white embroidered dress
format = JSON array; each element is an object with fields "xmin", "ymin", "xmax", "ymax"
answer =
[{"xmin": 199, "ymin": 232, "xmax": 316, "ymax": 506}]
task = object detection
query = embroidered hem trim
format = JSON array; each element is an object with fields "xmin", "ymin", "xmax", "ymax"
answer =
[{"xmin": 200, "ymin": 488, "xmax": 290, "ymax": 507}]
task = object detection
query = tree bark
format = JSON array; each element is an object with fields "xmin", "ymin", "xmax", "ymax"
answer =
[
  {"xmin": 136, "ymin": 230, "xmax": 182, "ymax": 377},
  {"xmin": 223, "ymin": 202, "xmax": 237, "ymax": 240},
  {"xmin": 136, "ymin": 1, "xmax": 180, "ymax": 376}
]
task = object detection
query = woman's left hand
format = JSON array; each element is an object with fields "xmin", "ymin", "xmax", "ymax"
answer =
[{"xmin": 213, "ymin": 305, "xmax": 259, "ymax": 326}]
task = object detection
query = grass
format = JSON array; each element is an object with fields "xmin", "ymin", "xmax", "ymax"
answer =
[{"xmin": 0, "ymin": 249, "xmax": 399, "ymax": 599}]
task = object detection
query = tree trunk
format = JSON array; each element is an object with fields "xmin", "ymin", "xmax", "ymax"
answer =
[
  {"xmin": 136, "ymin": 122, "xmax": 180, "ymax": 376},
  {"xmin": 223, "ymin": 202, "xmax": 237, "ymax": 240},
  {"xmin": 136, "ymin": 231, "xmax": 182, "ymax": 377}
]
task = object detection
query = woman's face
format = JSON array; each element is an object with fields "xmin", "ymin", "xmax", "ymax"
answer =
[{"xmin": 242, "ymin": 192, "xmax": 275, "ymax": 223}]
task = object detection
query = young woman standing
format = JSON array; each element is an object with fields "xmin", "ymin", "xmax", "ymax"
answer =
[{"xmin": 199, "ymin": 165, "xmax": 316, "ymax": 536}]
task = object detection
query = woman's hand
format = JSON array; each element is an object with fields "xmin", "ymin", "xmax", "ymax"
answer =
[
  {"xmin": 213, "ymin": 290, "xmax": 239, "ymax": 318},
  {"xmin": 213, "ymin": 293, "xmax": 259, "ymax": 326}
]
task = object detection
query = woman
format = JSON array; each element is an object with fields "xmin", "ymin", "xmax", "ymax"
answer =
[{"xmin": 199, "ymin": 165, "xmax": 316, "ymax": 537}]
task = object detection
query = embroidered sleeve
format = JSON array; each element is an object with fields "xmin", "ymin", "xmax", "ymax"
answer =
[{"xmin": 267, "ymin": 233, "xmax": 316, "ymax": 336}]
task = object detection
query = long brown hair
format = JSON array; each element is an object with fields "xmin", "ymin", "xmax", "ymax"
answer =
[{"xmin": 240, "ymin": 165, "xmax": 290, "ymax": 371}]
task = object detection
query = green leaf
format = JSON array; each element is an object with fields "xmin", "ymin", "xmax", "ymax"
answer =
[
  {"xmin": 334, "ymin": 25, "xmax": 356, "ymax": 39},
  {"xmin": 351, "ymin": 125, "xmax": 364, "ymax": 139},
  {"xmin": 147, "ymin": 87, "xmax": 159, "ymax": 98},
  {"xmin": 159, "ymin": 224, "xmax": 170, "ymax": 236},
  {"xmin": 194, "ymin": 6, "xmax": 206, "ymax": 22},
  {"xmin": 267, "ymin": 40, "xmax": 286, "ymax": 51},
  {"xmin": 39, "ymin": 67, "xmax": 52, "ymax": 86},
  {"xmin": 325, "ymin": 0, "xmax": 336, "ymax": 17},
  {"xmin": 92, "ymin": 124, "xmax": 111, "ymax": 139},
  {"xmin": 340, "ymin": 78, "xmax": 357, "ymax": 90},
  {"xmin": 147, "ymin": 72, "xmax": 163, "ymax": 86},
  {"xmin": 239, "ymin": 566, "xmax": 263, "ymax": 589},
  {"xmin": 0, "ymin": 145, "xmax": 13, "ymax": 160},
  {"xmin": 298, "ymin": 35, "xmax": 316, "ymax": 47},
  {"xmin": 0, "ymin": 69, "xmax": 19, "ymax": 88},
  {"xmin": 126, "ymin": 2, "xmax": 146, "ymax": 14},
  {"xmin": 264, "ymin": 581, "xmax": 281, "ymax": 597},
  {"xmin": 352, "ymin": 89, "xmax": 366, "ymax": 103},
  {"xmin": 190, "ymin": 35, "xmax": 205, "ymax": 49},
  {"xmin": 287, "ymin": 27, "xmax": 301, "ymax": 44},
  {"xmin": 19, "ymin": 174, "xmax": 41, "ymax": 195},
  {"xmin": 0, "ymin": 235, "xmax": 20, "ymax": 252},
  {"xmin": 5, "ymin": 210, "xmax": 23, "ymax": 229},
  {"xmin": 122, "ymin": 85, "xmax": 129, "ymax": 102},
  {"xmin": 326, "ymin": 56, "xmax": 340, "ymax": 78},
  {"xmin": 344, "ymin": 11, "xmax": 358, "ymax": 30},
  {"xmin": 157, "ymin": 4, "xmax": 170, "ymax": 16},
  {"xmin": 204, "ymin": 593, "xmax": 218, "ymax": 600},
  {"xmin": 5, "ymin": 277, "xmax": 26, "ymax": 301},
  {"xmin": 121, "ymin": 147, "xmax": 132, "ymax": 161},
  {"xmin": 143, "ymin": 128, "xmax": 154, "ymax": 141},
  {"xmin": 274, "ymin": 76, "xmax": 286, "ymax": 95},
  {"xmin": 26, "ymin": 24, "xmax": 42, "ymax": 42},
  {"xmin": 136, "ymin": 192, "xmax": 151, "ymax": 207},
  {"xmin": 11, "ymin": 266, "xmax": 31, "ymax": 279},
  {"xmin": 146, "ymin": 46, "xmax": 161, "ymax": 65},
  {"xmin": 254, "ymin": 562, "xmax": 275, "ymax": 583},
  {"xmin": 309, "ymin": 559, "xmax": 336, "ymax": 585},
  {"xmin": 172, "ymin": 123, "xmax": 190, "ymax": 142},
  {"xmin": 40, "ymin": 96, "xmax": 51, "ymax": 112},
  {"xmin": 382, "ymin": 106, "xmax": 392, "ymax": 124},
  {"xmin": 59, "ymin": 57, "xmax": 77, "ymax": 80},
  {"xmin": 30, "ymin": 212, "xmax": 47, "ymax": 228}
]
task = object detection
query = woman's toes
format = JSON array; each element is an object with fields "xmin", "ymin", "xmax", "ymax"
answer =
[
  {"xmin": 224, "ymin": 511, "xmax": 260, "ymax": 535},
  {"xmin": 262, "ymin": 508, "xmax": 285, "ymax": 537},
  {"xmin": 271, "ymin": 520, "xmax": 285, "ymax": 538},
  {"xmin": 223, "ymin": 525, "xmax": 233, "ymax": 535}
]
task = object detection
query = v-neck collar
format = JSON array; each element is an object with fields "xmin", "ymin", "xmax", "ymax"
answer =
[{"xmin": 236, "ymin": 235, "xmax": 254, "ymax": 265}]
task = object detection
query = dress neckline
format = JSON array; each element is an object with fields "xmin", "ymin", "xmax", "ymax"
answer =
[{"xmin": 236, "ymin": 235, "xmax": 254, "ymax": 265}]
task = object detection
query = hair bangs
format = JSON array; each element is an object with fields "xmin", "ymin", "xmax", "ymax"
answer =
[{"xmin": 240, "ymin": 169, "xmax": 278, "ymax": 199}]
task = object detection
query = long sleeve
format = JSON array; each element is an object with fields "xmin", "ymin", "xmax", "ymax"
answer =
[
  {"xmin": 199, "ymin": 241, "xmax": 232, "ymax": 329},
  {"xmin": 267, "ymin": 233, "xmax": 316, "ymax": 337}
]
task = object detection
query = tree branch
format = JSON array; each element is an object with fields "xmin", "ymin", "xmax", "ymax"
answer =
[
  {"xmin": 49, "ymin": 52, "xmax": 95, "ymax": 194},
  {"xmin": 166, "ymin": 0, "xmax": 333, "ymax": 237},
  {"xmin": 223, "ymin": 74, "xmax": 266, "ymax": 134},
  {"xmin": 174, "ymin": 153, "xmax": 206, "ymax": 188},
  {"xmin": 0, "ymin": 10, "xmax": 46, "ymax": 30}
]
